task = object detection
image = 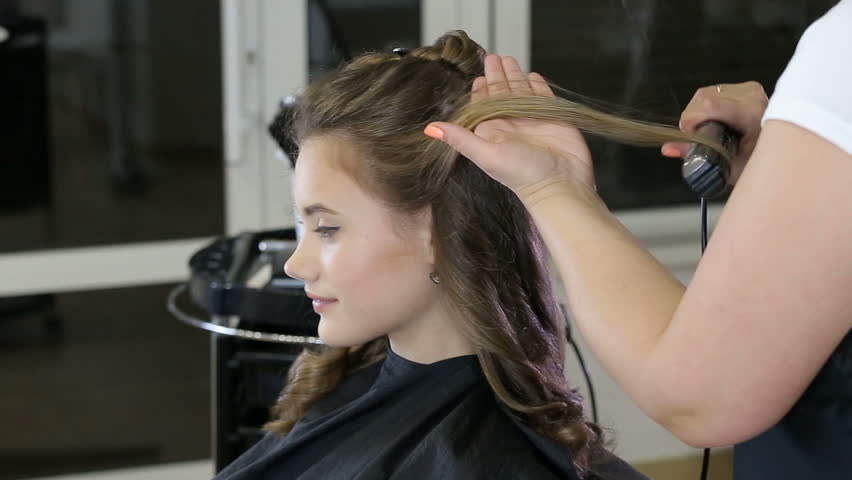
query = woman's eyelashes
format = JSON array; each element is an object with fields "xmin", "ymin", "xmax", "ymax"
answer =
[
  {"xmin": 314, "ymin": 226, "xmax": 340, "ymax": 239},
  {"xmin": 295, "ymin": 217, "xmax": 339, "ymax": 240}
]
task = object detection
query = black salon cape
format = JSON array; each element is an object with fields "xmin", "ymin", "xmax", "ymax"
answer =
[
  {"xmin": 735, "ymin": 330, "xmax": 852, "ymax": 479},
  {"xmin": 213, "ymin": 349, "xmax": 648, "ymax": 480}
]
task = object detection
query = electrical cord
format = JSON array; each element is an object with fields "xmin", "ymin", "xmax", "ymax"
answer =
[
  {"xmin": 699, "ymin": 197, "xmax": 711, "ymax": 480},
  {"xmin": 561, "ymin": 197, "xmax": 714, "ymax": 477},
  {"xmin": 562, "ymin": 303, "xmax": 599, "ymax": 424}
]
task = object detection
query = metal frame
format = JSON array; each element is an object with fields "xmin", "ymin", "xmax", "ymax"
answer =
[{"xmin": 167, "ymin": 283, "xmax": 322, "ymax": 345}]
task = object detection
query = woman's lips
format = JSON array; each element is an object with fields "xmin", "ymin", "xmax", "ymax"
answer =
[
  {"xmin": 306, "ymin": 291, "xmax": 338, "ymax": 313},
  {"xmin": 311, "ymin": 298, "xmax": 338, "ymax": 313}
]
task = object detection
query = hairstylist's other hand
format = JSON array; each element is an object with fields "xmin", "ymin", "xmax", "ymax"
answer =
[
  {"xmin": 424, "ymin": 55, "xmax": 597, "ymax": 207},
  {"xmin": 661, "ymin": 81, "xmax": 769, "ymax": 186}
]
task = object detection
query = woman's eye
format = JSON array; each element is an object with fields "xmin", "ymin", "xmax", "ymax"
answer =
[{"xmin": 314, "ymin": 226, "xmax": 339, "ymax": 239}]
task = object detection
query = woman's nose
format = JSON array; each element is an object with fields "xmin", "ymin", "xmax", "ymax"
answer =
[{"xmin": 284, "ymin": 239, "xmax": 317, "ymax": 282}]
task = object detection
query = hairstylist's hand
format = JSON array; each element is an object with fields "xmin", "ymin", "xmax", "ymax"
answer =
[
  {"xmin": 424, "ymin": 55, "xmax": 597, "ymax": 207},
  {"xmin": 661, "ymin": 81, "xmax": 769, "ymax": 185}
]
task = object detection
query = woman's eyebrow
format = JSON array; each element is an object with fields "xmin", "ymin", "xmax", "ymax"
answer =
[{"xmin": 302, "ymin": 203, "xmax": 340, "ymax": 217}]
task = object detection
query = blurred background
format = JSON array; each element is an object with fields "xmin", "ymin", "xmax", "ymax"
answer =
[{"xmin": 0, "ymin": 1, "xmax": 839, "ymax": 479}]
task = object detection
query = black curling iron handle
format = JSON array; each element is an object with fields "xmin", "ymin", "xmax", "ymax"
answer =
[{"xmin": 681, "ymin": 121, "xmax": 739, "ymax": 199}]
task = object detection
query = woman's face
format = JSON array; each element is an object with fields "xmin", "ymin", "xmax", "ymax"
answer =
[{"xmin": 285, "ymin": 135, "xmax": 443, "ymax": 349}]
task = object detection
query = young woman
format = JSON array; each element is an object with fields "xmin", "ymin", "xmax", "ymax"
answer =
[{"xmin": 215, "ymin": 29, "xmax": 711, "ymax": 480}]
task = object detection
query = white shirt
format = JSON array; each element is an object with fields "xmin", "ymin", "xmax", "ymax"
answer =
[{"xmin": 762, "ymin": 0, "xmax": 852, "ymax": 155}]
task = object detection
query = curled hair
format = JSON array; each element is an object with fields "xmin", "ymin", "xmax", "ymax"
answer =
[{"xmin": 266, "ymin": 30, "xmax": 719, "ymax": 478}]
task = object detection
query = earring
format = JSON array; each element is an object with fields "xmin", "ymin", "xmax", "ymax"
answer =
[{"xmin": 429, "ymin": 272, "xmax": 441, "ymax": 284}]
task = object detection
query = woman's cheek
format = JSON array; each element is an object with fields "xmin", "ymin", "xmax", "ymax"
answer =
[{"xmin": 321, "ymin": 242, "xmax": 358, "ymax": 294}]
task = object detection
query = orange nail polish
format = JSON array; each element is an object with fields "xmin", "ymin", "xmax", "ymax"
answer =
[{"xmin": 424, "ymin": 125, "xmax": 444, "ymax": 140}]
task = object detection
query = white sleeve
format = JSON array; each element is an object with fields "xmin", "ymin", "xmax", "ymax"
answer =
[{"xmin": 761, "ymin": 0, "xmax": 852, "ymax": 155}]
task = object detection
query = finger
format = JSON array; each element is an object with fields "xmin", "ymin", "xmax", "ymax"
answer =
[
  {"xmin": 471, "ymin": 76, "xmax": 488, "ymax": 102},
  {"xmin": 680, "ymin": 88, "xmax": 765, "ymax": 135},
  {"xmin": 484, "ymin": 54, "xmax": 511, "ymax": 97},
  {"xmin": 719, "ymin": 81, "xmax": 768, "ymax": 102},
  {"xmin": 661, "ymin": 142, "xmax": 691, "ymax": 158},
  {"xmin": 501, "ymin": 56, "xmax": 533, "ymax": 96},
  {"xmin": 528, "ymin": 72, "xmax": 556, "ymax": 98},
  {"xmin": 680, "ymin": 97, "xmax": 762, "ymax": 136},
  {"xmin": 424, "ymin": 122, "xmax": 496, "ymax": 166}
]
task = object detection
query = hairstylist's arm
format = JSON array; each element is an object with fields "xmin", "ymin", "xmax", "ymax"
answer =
[{"xmin": 424, "ymin": 55, "xmax": 852, "ymax": 448}]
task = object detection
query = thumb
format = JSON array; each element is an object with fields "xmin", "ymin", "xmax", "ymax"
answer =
[{"xmin": 424, "ymin": 122, "xmax": 494, "ymax": 164}]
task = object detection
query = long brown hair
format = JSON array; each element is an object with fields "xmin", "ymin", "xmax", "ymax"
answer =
[{"xmin": 265, "ymin": 30, "xmax": 720, "ymax": 478}]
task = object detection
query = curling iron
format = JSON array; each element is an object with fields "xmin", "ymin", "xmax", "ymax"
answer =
[{"xmin": 682, "ymin": 121, "xmax": 740, "ymax": 198}]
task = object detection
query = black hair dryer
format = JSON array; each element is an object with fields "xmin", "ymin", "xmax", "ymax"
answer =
[{"xmin": 681, "ymin": 121, "xmax": 740, "ymax": 199}]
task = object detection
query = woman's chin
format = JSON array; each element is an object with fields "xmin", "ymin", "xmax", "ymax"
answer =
[
  {"xmin": 317, "ymin": 320, "xmax": 352, "ymax": 347},
  {"xmin": 317, "ymin": 320, "xmax": 383, "ymax": 348}
]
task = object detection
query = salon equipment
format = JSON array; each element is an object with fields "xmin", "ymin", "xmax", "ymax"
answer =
[
  {"xmin": 167, "ymin": 228, "xmax": 320, "ymax": 471},
  {"xmin": 689, "ymin": 120, "xmax": 739, "ymax": 476},
  {"xmin": 681, "ymin": 121, "xmax": 740, "ymax": 199},
  {"xmin": 0, "ymin": 13, "xmax": 51, "ymax": 211},
  {"xmin": 0, "ymin": 13, "xmax": 60, "ymax": 341},
  {"xmin": 680, "ymin": 121, "xmax": 741, "ymax": 479},
  {"xmin": 169, "ymin": 228, "xmax": 320, "ymax": 343},
  {"xmin": 696, "ymin": 198, "xmax": 713, "ymax": 480}
]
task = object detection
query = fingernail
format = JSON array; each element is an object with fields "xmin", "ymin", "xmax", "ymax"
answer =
[{"xmin": 424, "ymin": 125, "xmax": 444, "ymax": 140}]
